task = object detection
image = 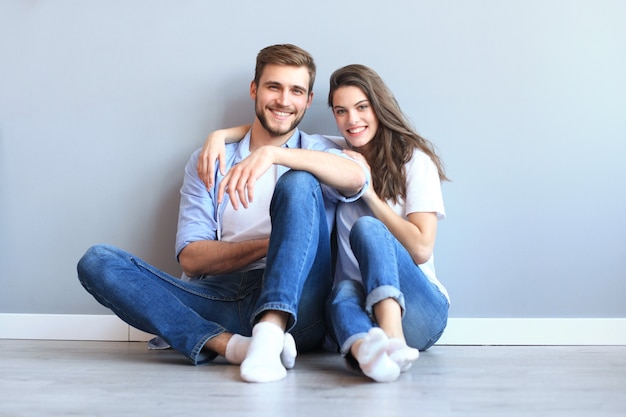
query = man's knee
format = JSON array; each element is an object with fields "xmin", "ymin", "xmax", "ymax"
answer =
[
  {"xmin": 77, "ymin": 244, "xmax": 120, "ymax": 284},
  {"xmin": 275, "ymin": 170, "xmax": 318, "ymax": 194},
  {"xmin": 271, "ymin": 171, "xmax": 323, "ymax": 218}
]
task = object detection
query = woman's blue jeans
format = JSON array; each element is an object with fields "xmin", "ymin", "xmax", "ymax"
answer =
[
  {"xmin": 327, "ymin": 216, "xmax": 449, "ymax": 355},
  {"xmin": 77, "ymin": 171, "xmax": 332, "ymax": 365}
]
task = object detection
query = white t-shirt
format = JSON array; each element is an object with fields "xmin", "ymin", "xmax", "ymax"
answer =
[
  {"xmin": 221, "ymin": 165, "xmax": 278, "ymax": 271},
  {"xmin": 334, "ymin": 149, "xmax": 449, "ymax": 301}
]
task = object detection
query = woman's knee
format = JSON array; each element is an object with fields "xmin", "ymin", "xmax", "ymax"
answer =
[
  {"xmin": 330, "ymin": 279, "xmax": 365, "ymax": 305},
  {"xmin": 349, "ymin": 216, "xmax": 387, "ymax": 250}
]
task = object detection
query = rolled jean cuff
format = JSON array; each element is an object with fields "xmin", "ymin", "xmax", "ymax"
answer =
[
  {"xmin": 191, "ymin": 331, "xmax": 224, "ymax": 365},
  {"xmin": 365, "ymin": 285, "xmax": 406, "ymax": 318},
  {"xmin": 341, "ymin": 332, "xmax": 368, "ymax": 356},
  {"xmin": 251, "ymin": 303, "xmax": 297, "ymax": 331}
]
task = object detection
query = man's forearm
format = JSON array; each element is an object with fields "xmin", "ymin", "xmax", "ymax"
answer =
[
  {"xmin": 179, "ymin": 238, "xmax": 269, "ymax": 277},
  {"xmin": 273, "ymin": 148, "xmax": 366, "ymax": 196}
]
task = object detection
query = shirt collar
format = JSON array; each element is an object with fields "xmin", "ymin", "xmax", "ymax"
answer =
[
  {"xmin": 284, "ymin": 128, "xmax": 302, "ymax": 149},
  {"xmin": 236, "ymin": 128, "xmax": 302, "ymax": 159}
]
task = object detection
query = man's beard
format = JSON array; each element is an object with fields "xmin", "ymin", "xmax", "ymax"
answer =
[{"xmin": 256, "ymin": 105, "xmax": 306, "ymax": 137}]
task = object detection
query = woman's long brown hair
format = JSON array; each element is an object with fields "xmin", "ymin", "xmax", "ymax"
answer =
[{"xmin": 328, "ymin": 64, "xmax": 448, "ymax": 204}]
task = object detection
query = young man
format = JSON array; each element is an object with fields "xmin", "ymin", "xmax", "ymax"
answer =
[{"xmin": 77, "ymin": 44, "xmax": 367, "ymax": 383}]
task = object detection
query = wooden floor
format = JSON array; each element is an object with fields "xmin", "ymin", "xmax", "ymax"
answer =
[{"xmin": 0, "ymin": 340, "xmax": 624, "ymax": 417}]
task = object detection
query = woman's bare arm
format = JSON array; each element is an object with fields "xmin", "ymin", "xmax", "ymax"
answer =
[{"xmin": 198, "ymin": 125, "xmax": 251, "ymax": 190}]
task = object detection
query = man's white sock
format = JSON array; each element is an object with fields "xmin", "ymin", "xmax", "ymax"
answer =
[
  {"xmin": 240, "ymin": 322, "xmax": 287, "ymax": 383},
  {"xmin": 281, "ymin": 333, "xmax": 297, "ymax": 369},
  {"xmin": 224, "ymin": 334, "xmax": 250, "ymax": 365},
  {"xmin": 224, "ymin": 333, "xmax": 297, "ymax": 367}
]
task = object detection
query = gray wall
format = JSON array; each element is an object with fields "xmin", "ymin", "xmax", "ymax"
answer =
[{"xmin": 1, "ymin": 1, "xmax": 624, "ymax": 317}]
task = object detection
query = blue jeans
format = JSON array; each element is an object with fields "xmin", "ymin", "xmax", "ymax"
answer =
[
  {"xmin": 327, "ymin": 216, "xmax": 449, "ymax": 355},
  {"xmin": 77, "ymin": 171, "xmax": 333, "ymax": 364}
]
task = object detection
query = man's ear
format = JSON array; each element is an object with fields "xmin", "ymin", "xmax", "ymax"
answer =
[
  {"xmin": 250, "ymin": 80, "xmax": 257, "ymax": 100},
  {"xmin": 306, "ymin": 91, "xmax": 314, "ymax": 108}
]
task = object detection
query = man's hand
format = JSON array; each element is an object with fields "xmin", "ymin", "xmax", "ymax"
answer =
[{"xmin": 218, "ymin": 146, "xmax": 276, "ymax": 209}]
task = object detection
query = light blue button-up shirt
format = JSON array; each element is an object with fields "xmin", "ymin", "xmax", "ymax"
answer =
[{"xmin": 175, "ymin": 128, "xmax": 368, "ymax": 266}]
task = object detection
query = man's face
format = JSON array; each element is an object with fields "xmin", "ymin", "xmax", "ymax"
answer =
[{"xmin": 251, "ymin": 64, "xmax": 313, "ymax": 137}]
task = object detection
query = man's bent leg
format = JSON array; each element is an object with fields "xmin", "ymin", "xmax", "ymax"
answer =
[
  {"xmin": 77, "ymin": 244, "xmax": 244, "ymax": 364},
  {"xmin": 241, "ymin": 171, "xmax": 332, "ymax": 382},
  {"xmin": 255, "ymin": 170, "xmax": 332, "ymax": 343}
]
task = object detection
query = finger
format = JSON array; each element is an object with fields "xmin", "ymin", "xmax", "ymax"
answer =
[
  {"xmin": 217, "ymin": 175, "xmax": 227, "ymax": 204},
  {"xmin": 237, "ymin": 187, "xmax": 248, "ymax": 209},
  {"xmin": 208, "ymin": 145, "xmax": 224, "ymax": 185},
  {"xmin": 218, "ymin": 169, "xmax": 239, "ymax": 205},
  {"xmin": 218, "ymin": 149, "xmax": 226, "ymax": 176},
  {"xmin": 198, "ymin": 150, "xmax": 210, "ymax": 190},
  {"xmin": 235, "ymin": 175, "xmax": 250, "ymax": 209},
  {"xmin": 227, "ymin": 185, "xmax": 240, "ymax": 210},
  {"xmin": 246, "ymin": 176, "xmax": 257, "ymax": 203},
  {"xmin": 207, "ymin": 155, "xmax": 216, "ymax": 190},
  {"xmin": 225, "ymin": 168, "xmax": 245, "ymax": 210}
]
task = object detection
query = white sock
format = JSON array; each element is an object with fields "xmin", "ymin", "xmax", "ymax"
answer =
[
  {"xmin": 224, "ymin": 333, "xmax": 297, "ymax": 368},
  {"xmin": 387, "ymin": 338, "xmax": 419, "ymax": 372},
  {"xmin": 240, "ymin": 322, "xmax": 287, "ymax": 383},
  {"xmin": 224, "ymin": 334, "xmax": 250, "ymax": 365},
  {"xmin": 355, "ymin": 328, "xmax": 400, "ymax": 383},
  {"xmin": 281, "ymin": 333, "xmax": 297, "ymax": 370}
]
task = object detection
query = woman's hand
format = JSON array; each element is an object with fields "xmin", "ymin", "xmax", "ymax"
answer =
[
  {"xmin": 343, "ymin": 149, "xmax": 437, "ymax": 264},
  {"xmin": 197, "ymin": 125, "xmax": 251, "ymax": 191},
  {"xmin": 198, "ymin": 130, "xmax": 228, "ymax": 191}
]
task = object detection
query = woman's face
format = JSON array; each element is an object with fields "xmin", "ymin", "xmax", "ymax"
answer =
[{"xmin": 331, "ymin": 86, "xmax": 378, "ymax": 149}]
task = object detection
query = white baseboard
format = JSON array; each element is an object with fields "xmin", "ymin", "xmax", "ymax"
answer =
[
  {"xmin": 435, "ymin": 318, "xmax": 626, "ymax": 345},
  {"xmin": 0, "ymin": 314, "xmax": 154, "ymax": 342},
  {"xmin": 1, "ymin": 314, "xmax": 625, "ymax": 345}
]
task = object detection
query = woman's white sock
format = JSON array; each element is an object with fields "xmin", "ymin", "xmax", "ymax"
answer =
[
  {"xmin": 355, "ymin": 328, "xmax": 400, "ymax": 383},
  {"xmin": 387, "ymin": 338, "xmax": 419, "ymax": 372}
]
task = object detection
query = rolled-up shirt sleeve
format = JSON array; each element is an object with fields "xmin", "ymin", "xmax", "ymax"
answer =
[
  {"xmin": 320, "ymin": 148, "xmax": 371, "ymax": 203},
  {"xmin": 175, "ymin": 149, "xmax": 218, "ymax": 260}
]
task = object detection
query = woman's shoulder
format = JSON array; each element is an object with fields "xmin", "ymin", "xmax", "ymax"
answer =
[{"xmin": 406, "ymin": 148, "xmax": 438, "ymax": 173}]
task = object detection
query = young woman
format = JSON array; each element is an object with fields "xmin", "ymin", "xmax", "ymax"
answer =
[
  {"xmin": 198, "ymin": 64, "xmax": 450, "ymax": 383},
  {"xmin": 324, "ymin": 64, "xmax": 449, "ymax": 382}
]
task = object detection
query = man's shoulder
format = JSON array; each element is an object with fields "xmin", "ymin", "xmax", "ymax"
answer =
[
  {"xmin": 299, "ymin": 131, "xmax": 347, "ymax": 150},
  {"xmin": 185, "ymin": 147, "xmax": 202, "ymax": 166},
  {"xmin": 187, "ymin": 142, "xmax": 241, "ymax": 161}
]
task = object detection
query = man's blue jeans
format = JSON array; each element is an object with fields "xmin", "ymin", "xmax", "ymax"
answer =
[
  {"xmin": 327, "ymin": 216, "xmax": 449, "ymax": 355},
  {"xmin": 77, "ymin": 171, "xmax": 332, "ymax": 364}
]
